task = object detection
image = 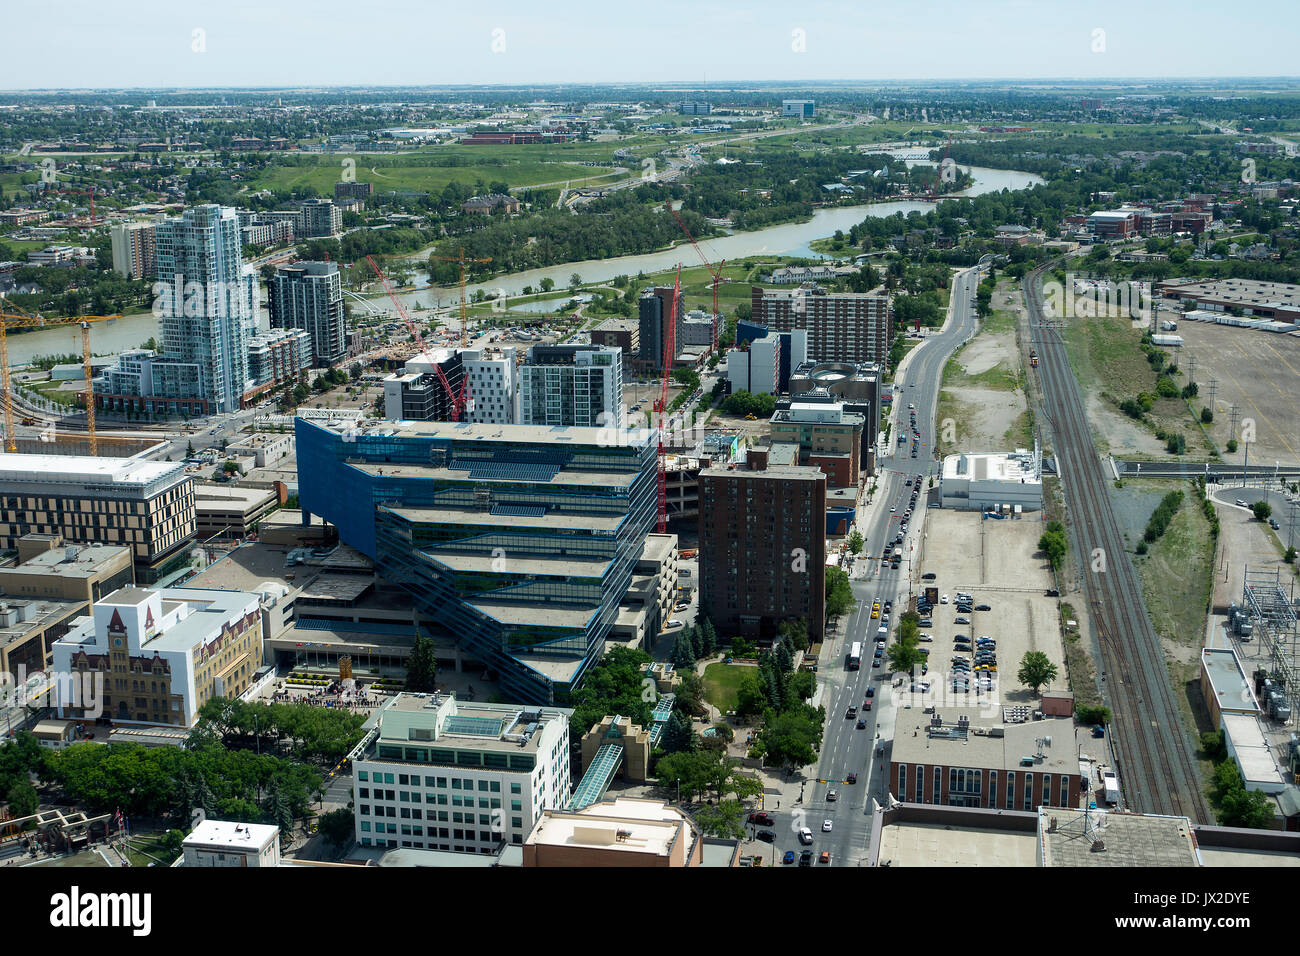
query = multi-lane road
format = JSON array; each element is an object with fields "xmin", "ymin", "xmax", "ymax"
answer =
[{"xmin": 760, "ymin": 264, "xmax": 986, "ymax": 866}]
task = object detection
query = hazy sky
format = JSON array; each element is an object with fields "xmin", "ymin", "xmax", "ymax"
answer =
[{"xmin": 5, "ymin": 0, "xmax": 1297, "ymax": 89}]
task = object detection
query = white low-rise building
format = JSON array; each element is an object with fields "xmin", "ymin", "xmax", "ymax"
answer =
[
  {"xmin": 939, "ymin": 450, "xmax": 1043, "ymax": 512},
  {"xmin": 351, "ymin": 692, "xmax": 571, "ymax": 856},
  {"xmin": 182, "ymin": 820, "xmax": 281, "ymax": 867}
]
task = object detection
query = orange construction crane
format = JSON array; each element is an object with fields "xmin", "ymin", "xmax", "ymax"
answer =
[
  {"xmin": 365, "ymin": 256, "xmax": 471, "ymax": 421},
  {"xmin": 430, "ymin": 247, "xmax": 492, "ymax": 347},
  {"xmin": 0, "ymin": 307, "xmax": 118, "ymax": 453},
  {"xmin": 653, "ymin": 265, "xmax": 683, "ymax": 533},
  {"xmin": 667, "ymin": 204, "xmax": 724, "ymax": 352}
]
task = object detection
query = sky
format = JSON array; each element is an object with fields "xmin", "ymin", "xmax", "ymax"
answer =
[{"xmin": 4, "ymin": 0, "xmax": 1298, "ymax": 90}]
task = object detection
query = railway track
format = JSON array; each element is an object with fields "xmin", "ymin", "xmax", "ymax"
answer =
[{"xmin": 1024, "ymin": 263, "xmax": 1211, "ymax": 823}]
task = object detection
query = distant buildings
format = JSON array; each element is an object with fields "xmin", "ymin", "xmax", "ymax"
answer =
[
  {"xmin": 751, "ymin": 286, "xmax": 893, "ymax": 367},
  {"xmin": 524, "ymin": 796, "xmax": 739, "ymax": 867},
  {"xmin": 461, "ymin": 193, "xmax": 521, "ymax": 215},
  {"xmin": 109, "ymin": 221, "xmax": 157, "ymax": 279},
  {"xmin": 589, "ymin": 317, "xmax": 639, "ymax": 358},
  {"xmin": 769, "ymin": 393, "xmax": 865, "ymax": 488},
  {"xmin": 0, "ymin": 454, "xmax": 195, "ymax": 583},
  {"xmin": 782, "ymin": 99, "xmax": 816, "ymax": 118},
  {"xmin": 267, "ymin": 261, "xmax": 346, "ymax": 367},
  {"xmin": 351, "ymin": 692, "xmax": 572, "ymax": 854},
  {"xmin": 334, "ymin": 181, "xmax": 374, "ymax": 200},
  {"xmin": 383, "ymin": 347, "xmax": 518, "ymax": 424},
  {"xmin": 728, "ymin": 325, "xmax": 807, "ymax": 395},
  {"xmin": 461, "ymin": 132, "xmax": 575, "ymax": 145},
  {"xmin": 246, "ymin": 327, "xmax": 312, "ymax": 393},
  {"xmin": 678, "ymin": 101, "xmax": 712, "ymax": 115},
  {"xmin": 699, "ymin": 463, "xmax": 826, "ymax": 642},
  {"xmin": 519, "ymin": 344, "xmax": 624, "ymax": 428},
  {"xmin": 296, "ymin": 418, "xmax": 657, "ymax": 703},
  {"xmin": 296, "ymin": 198, "xmax": 342, "ymax": 238},
  {"xmin": 50, "ymin": 585, "xmax": 263, "ymax": 727}
]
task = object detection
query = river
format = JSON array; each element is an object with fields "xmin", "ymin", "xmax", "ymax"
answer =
[
  {"xmin": 391, "ymin": 162, "xmax": 1043, "ymax": 310},
  {"xmin": 6, "ymin": 162, "xmax": 1041, "ymax": 365}
]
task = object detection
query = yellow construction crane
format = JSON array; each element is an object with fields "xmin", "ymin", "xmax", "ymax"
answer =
[
  {"xmin": 0, "ymin": 310, "xmax": 119, "ymax": 454},
  {"xmin": 430, "ymin": 247, "xmax": 492, "ymax": 347}
]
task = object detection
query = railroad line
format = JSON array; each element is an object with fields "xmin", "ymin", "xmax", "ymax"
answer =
[{"xmin": 1024, "ymin": 264, "xmax": 1210, "ymax": 823}]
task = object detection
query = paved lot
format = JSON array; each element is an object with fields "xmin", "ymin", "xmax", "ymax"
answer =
[
  {"xmin": 907, "ymin": 509, "xmax": 1065, "ymax": 711},
  {"xmin": 1180, "ymin": 322, "xmax": 1300, "ymax": 463}
]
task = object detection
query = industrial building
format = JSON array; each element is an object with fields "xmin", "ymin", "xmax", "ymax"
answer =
[
  {"xmin": 751, "ymin": 286, "xmax": 892, "ymax": 367},
  {"xmin": 296, "ymin": 418, "xmax": 657, "ymax": 703},
  {"xmin": 938, "ymin": 450, "xmax": 1042, "ymax": 513},
  {"xmin": 267, "ymin": 261, "xmax": 347, "ymax": 367},
  {"xmin": 889, "ymin": 709, "xmax": 1083, "ymax": 810},
  {"xmin": 782, "ymin": 99, "xmax": 815, "ymax": 118},
  {"xmin": 349, "ymin": 692, "xmax": 572, "ymax": 854},
  {"xmin": 698, "ymin": 463, "xmax": 826, "ymax": 642},
  {"xmin": 1156, "ymin": 278, "xmax": 1300, "ymax": 326},
  {"xmin": 0, "ymin": 454, "xmax": 195, "ymax": 583},
  {"xmin": 49, "ymin": 585, "xmax": 263, "ymax": 727},
  {"xmin": 519, "ymin": 344, "xmax": 623, "ymax": 428}
]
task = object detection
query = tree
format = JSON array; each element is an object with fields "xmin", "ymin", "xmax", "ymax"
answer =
[
  {"xmin": 847, "ymin": 530, "xmax": 864, "ymax": 555},
  {"xmin": 693, "ymin": 799, "xmax": 746, "ymax": 839},
  {"xmin": 540, "ymin": 277, "xmax": 555, "ymax": 293},
  {"xmin": 1252, "ymin": 501, "xmax": 1273, "ymax": 521},
  {"xmin": 1226, "ymin": 439, "xmax": 1238, "ymax": 453},
  {"xmin": 887, "ymin": 639, "xmax": 927, "ymax": 676},
  {"xmin": 777, "ymin": 618, "xmax": 809, "ymax": 653},
  {"xmin": 756, "ymin": 707, "xmax": 823, "ymax": 769},
  {"xmin": 698, "ymin": 618, "xmax": 717, "ymax": 657},
  {"xmin": 1017, "ymin": 651, "xmax": 1058, "ymax": 694},
  {"xmin": 1201, "ymin": 406, "xmax": 1214, "ymax": 423},
  {"xmin": 186, "ymin": 440, "xmax": 195, "ymax": 457},
  {"xmin": 5, "ymin": 779, "xmax": 38, "ymax": 818},
  {"xmin": 1038, "ymin": 521, "xmax": 1069, "ymax": 570},
  {"xmin": 661, "ymin": 709, "xmax": 696, "ymax": 754},
  {"xmin": 569, "ymin": 273, "xmax": 583, "ymax": 290},
  {"xmin": 825, "ymin": 567, "xmax": 856, "ymax": 618},
  {"xmin": 671, "ymin": 631, "xmax": 696, "ymax": 669},
  {"xmin": 735, "ymin": 673, "xmax": 769, "ymax": 722},
  {"xmin": 406, "ymin": 631, "xmax": 438, "ymax": 693},
  {"xmin": 675, "ymin": 671, "xmax": 707, "ymax": 717},
  {"xmin": 318, "ymin": 806, "xmax": 355, "ymax": 847}
]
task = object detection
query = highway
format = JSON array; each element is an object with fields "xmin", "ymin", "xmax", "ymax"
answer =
[
  {"xmin": 1025, "ymin": 263, "xmax": 1211, "ymax": 823},
  {"xmin": 760, "ymin": 263, "xmax": 986, "ymax": 867}
]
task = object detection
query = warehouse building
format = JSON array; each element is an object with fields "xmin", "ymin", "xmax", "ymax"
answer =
[{"xmin": 939, "ymin": 450, "xmax": 1042, "ymax": 512}]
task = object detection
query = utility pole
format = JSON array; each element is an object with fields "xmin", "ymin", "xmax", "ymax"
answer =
[
  {"xmin": 1186, "ymin": 354, "xmax": 1197, "ymax": 386},
  {"xmin": 1206, "ymin": 379, "xmax": 1219, "ymax": 417},
  {"xmin": 1228, "ymin": 404, "xmax": 1240, "ymax": 445}
]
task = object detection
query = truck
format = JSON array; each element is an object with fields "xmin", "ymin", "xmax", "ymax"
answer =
[
  {"xmin": 1102, "ymin": 769, "xmax": 1120, "ymax": 806},
  {"xmin": 1029, "ymin": 349, "xmax": 1038, "ymax": 368}
]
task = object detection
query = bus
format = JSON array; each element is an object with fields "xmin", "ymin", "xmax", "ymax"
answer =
[{"xmin": 847, "ymin": 642, "xmax": 862, "ymax": 670}]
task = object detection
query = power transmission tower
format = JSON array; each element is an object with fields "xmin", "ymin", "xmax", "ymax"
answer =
[
  {"xmin": 1228, "ymin": 403, "xmax": 1241, "ymax": 440},
  {"xmin": 1186, "ymin": 354, "xmax": 1197, "ymax": 386},
  {"xmin": 1206, "ymin": 379, "xmax": 1219, "ymax": 414}
]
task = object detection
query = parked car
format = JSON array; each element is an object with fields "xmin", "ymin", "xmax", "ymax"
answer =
[
  {"xmin": 919, "ymin": 618, "xmax": 933, "ymax": 627},
  {"xmin": 674, "ymin": 602, "xmax": 690, "ymax": 611},
  {"xmin": 748, "ymin": 811, "xmax": 774, "ymax": 826},
  {"xmin": 918, "ymin": 633, "xmax": 933, "ymax": 642},
  {"xmin": 974, "ymin": 603, "xmax": 992, "ymax": 612},
  {"xmin": 664, "ymin": 620, "xmax": 683, "ymax": 630},
  {"xmin": 1045, "ymin": 588, "xmax": 1060, "ymax": 597},
  {"xmin": 783, "ymin": 850, "xmax": 796, "ymax": 864},
  {"xmin": 954, "ymin": 616, "xmax": 970, "ymax": 625},
  {"xmin": 756, "ymin": 829, "xmax": 776, "ymax": 843},
  {"xmin": 922, "ymin": 572, "xmax": 937, "ymax": 581}
]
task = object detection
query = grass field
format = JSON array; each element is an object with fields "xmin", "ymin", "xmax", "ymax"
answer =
[
  {"xmin": 251, "ymin": 157, "xmax": 623, "ymax": 196},
  {"xmin": 703, "ymin": 662, "xmax": 749, "ymax": 713}
]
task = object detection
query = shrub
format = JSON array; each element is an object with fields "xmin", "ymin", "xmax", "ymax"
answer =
[{"xmin": 1201, "ymin": 406, "xmax": 1213, "ymax": 423}]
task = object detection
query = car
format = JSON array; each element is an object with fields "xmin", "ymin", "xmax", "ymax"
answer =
[
  {"xmin": 954, "ymin": 616, "xmax": 970, "ymax": 625},
  {"xmin": 865, "ymin": 686, "xmax": 875, "ymax": 698},
  {"xmin": 883, "ymin": 601, "xmax": 893, "ymax": 612},
  {"xmin": 846, "ymin": 707, "xmax": 857, "ymax": 719},
  {"xmin": 748, "ymin": 811, "xmax": 774, "ymax": 826},
  {"xmin": 664, "ymin": 620, "xmax": 683, "ymax": 630},
  {"xmin": 865, "ymin": 699, "xmax": 873, "ymax": 710},
  {"xmin": 918, "ymin": 633, "xmax": 933, "ymax": 642},
  {"xmin": 941, "ymin": 594, "xmax": 949, "ymax": 604},
  {"xmin": 974, "ymin": 604, "xmax": 991, "ymax": 612},
  {"xmin": 956, "ymin": 603, "xmax": 973, "ymax": 613},
  {"xmin": 1236, "ymin": 499, "xmax": 1248, "ymax": 507},
  {"xmin": 1271, "ymin": 519, "xmax": 1281, "ymax": 530},
  {"xmin": 822, "ymin": 820, "xmax": 833, "ymax": 832},
  {"xmin": 872, "ymin": 658, "xmax": 881, "ymax": 668},
  {"xmin": 799, "ymin": 850, "xmax": 814, "ymax": 866},
  {"xmin": 846, "ymin": 772, "xmax": 858, "ymax": 784},
  {"xmin": 922, "ymin": 572, "xmax": 937, "ymax": 581},
  {"xmin": 857, "ymin": 719, "xmax": 867, "ymax": 729},
  {"xmin": 872, "ymin": 601, "xmax": 881, "ymax": 610},
  {"xmin": 783, "ymin": 850, "xmax": 796, "ymax": 864},
  {"xmin": 798, "ymin": 827, "xmax": 813, "ymax": 845},
  {"xmin": 756, "ymin": 829, "xmax": 776, "ymax": 843},
  {"xmin": 871, "ymin": 609, "xmax": 879, "ymax": 619},
  {"xmin": 820, "ymin": 850, "xmax": 831, "ymax": 864},
  {"xmin": 1045, "ymin": 588, "xmax": 1060, "ymax": 597},
  {"xmin": 906, "ymin": 478, "xmax": 913, "ymax": 486},
  {"xmin": 919, "ymin": 618, "xmax": 933, "ymax": 627},
  {"xmin": 674, "ymin": 602, "xmax": 690, "ymax": 612},
  {"xmin": 827, "ymin": 789, "xmax": 838, "ymax": 802}
]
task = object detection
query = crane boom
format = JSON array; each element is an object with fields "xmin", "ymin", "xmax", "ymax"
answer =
[
  {"xmin": 365, "ymin": 256, "xmax": 471, "ymax": 421},
  {"xmin": 430, "ymin": 247, "xmax": 492, "ymax": 348},
  {"xmin": 666, "ymin": 204, "xmax": 724, "ymax": 351},
  {"xmin": 654, "ymin": 265, "xmax": 682, "ymax": 533}
]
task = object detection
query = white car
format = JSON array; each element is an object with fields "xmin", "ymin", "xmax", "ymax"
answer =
[
  {"xmin": 664, "ymin": 620, "xmax": 683, "ymax": 630},
  {"xmin": 822, "ymin": 820, "xmax": 833, "ymax": 832},
  {"xmin": 941, "ymin": 594, "xmax": 949, "ymax": 604},
  {"xmin": 1235, "ymin": 499, "xmax": 1248, "ymax": 507},
  {"xmin": 674, "ymin": 602, "xmax": 690, "ymax": 612}
]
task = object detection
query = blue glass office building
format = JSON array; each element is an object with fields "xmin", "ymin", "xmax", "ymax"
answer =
[{"xmin": 296, "ymin": 419, "xmax": 658, "ymax": 704}]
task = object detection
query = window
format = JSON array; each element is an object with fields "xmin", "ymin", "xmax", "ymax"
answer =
[
  {"xmin": 1042, "ymin": 774, "xmax": 1053, "ymax": 808},
  {"xmin": 1024, "ymin": 773, "xmax": 1034, "ymax": 811},
  {"xmin": 1060, "ymin": 777, "xmax": 1069, "ymax": 807},
  {"xmin": 1006, "ymin": 773, "xmax": 1015, "ymax": 810},
  {"xmin": 915, "ymin": 766, "xmax": 924, "ymax": 803},
  {"xmin": 933, "ymin": 767, "xmax": 942, "ymax": 803},
  {"xmin": 988, "ymin": 771, "xmax": 997, "ymax": 809}
]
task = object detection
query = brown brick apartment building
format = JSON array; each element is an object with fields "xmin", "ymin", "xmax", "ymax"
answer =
[{"xmin": 699, "ymin": 464, "xmax": 826, "ymax": 642}]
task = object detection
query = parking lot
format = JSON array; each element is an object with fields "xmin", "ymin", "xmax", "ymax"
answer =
[{"xmin": 896, "ymin": 509, "xmax": 1065, "ymax": 711}]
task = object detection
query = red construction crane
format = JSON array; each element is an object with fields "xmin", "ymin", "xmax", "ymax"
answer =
[
  {"xmin": 667, "ymin": 204, "xmax": 724, "ymax": 352},
  {"xmin": 653, "ymin": 264, "xmax": 682, "ymax": 533},
  {"xmin": 366, "ymin": 255, "xmax": 471, "ymax": 421}
]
